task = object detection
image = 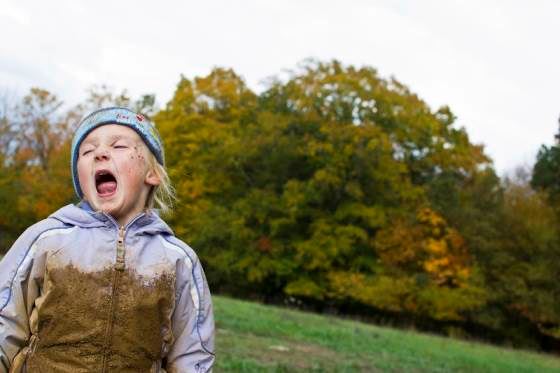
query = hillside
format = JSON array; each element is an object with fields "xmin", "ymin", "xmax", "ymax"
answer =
[{"xmin": 213, "ymin": 296, "xmax": 560, "ymax": 372}]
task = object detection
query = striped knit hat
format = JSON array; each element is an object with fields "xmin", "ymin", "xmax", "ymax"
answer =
[{"xmin": 71, "ymin": 107, "xmax": 164, "ymax": 199}]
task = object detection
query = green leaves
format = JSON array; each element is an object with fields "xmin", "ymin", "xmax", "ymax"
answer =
[{"xmin": 155, "ymin": 60, "xmax": 495, "ymax": 326}]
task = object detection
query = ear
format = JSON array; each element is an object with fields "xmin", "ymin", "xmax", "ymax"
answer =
[{"xmin": 145, "ymin": 168, "xmax": 161, "ymax": 186}]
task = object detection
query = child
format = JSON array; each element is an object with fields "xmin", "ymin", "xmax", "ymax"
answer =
[{"xmin": 0, "ymin": 107, "xmax": 215, "ymax": 372}]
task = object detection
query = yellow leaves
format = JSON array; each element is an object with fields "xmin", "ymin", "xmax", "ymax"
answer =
[
  {"xmin": 190, "ymin": 68, "xmax": 257, "ymax": 121},
  {"xmin": 326, "ymin": 271, "xmax": 366, "ymax": 299},
  {"xmin": 307, "ymin": 139, "xmax": 334, "ymax": 158},
  {"xmin": 326, "ymin": 268, "xmax": 487, "ymax": 321},
  {"xmin": 293, "ymin": 218, "xmax": 369, "ymax": 272},
  {"xmin": 285, "ymin": 278, "xmax": 325, "ymax": 300},
  {"xmin": 312, "ymin": 168, "xmax": 342, "ymax": 188},
  {"xmin": 359, "ymin": 275, "xmax": 416, "ymax": 312},
  {"xmin": 425, "ymin": 238, "xmax": 447, "ymax": 254},
  {"xmin": 447, "ymin": 229, "xmax": 466, "ymax": 252},
  {"xmin": 294, "ymin": 219, "xmax": 339, "ymax": 271},
  {"xmin": 375, "ymin": 220, "xmax": 421, "ymax": 265},
  {"xmin": 177, "ymin": 177, "xmax": 206, "ymax": 201},
  {"xmin": 457, "ymin": 267, "xmax": 471, "ymax": 280},
  {"xmin": 424, "ymin": 257, "xmax": 449, "ymax": 272},
  {"xmin": 326, "ymin": 271, "xmax": 414, "ymax": 313},
  {"xmin": 417, "ymin": 207, "xmax": 446, "ymax": 233},
  {"xmin": 343, "ymin": 181, "xmax": 364, "ymax": 200},
  {"xmin": 417, "ymin": 284, "xmax": 487, "ymax": 321},
  {"xmin": 414, "ymin": 208, "xmax": 471, "ymax": 287},
  {"xmin": 376, "ymin": 207, "xmax": 472, "ymax": 288}
]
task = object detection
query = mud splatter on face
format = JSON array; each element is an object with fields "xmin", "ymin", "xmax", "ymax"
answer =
[
  {"xmin": 130, "ymin": 144, "xmax": 147, "ymax": 163},
  {"xmin": 26, "ymin": 264, "xmax": 175, "ymax": 372},
  {"xmin": 137, "ymin": 150, "xmax": 146, "ymax": 162}
]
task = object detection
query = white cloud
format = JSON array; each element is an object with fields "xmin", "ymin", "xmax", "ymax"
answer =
[{"xmin": 2, "ymin": 0, "xmax": 559, "ymax": 175}]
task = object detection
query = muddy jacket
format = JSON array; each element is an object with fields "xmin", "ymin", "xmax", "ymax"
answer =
[{"xmin": 0, "ymin": 203, "xmax": 215, "ymax": 372}]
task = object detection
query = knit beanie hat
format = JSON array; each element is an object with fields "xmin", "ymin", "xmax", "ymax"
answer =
[{"xmin": 71, "ymin": 107, "xmax": 164, "ymax": 199}]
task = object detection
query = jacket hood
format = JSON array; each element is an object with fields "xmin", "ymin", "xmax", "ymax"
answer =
[{"xmin": 49, "ymin": 202, "xmax": 174, "ymax": 236}]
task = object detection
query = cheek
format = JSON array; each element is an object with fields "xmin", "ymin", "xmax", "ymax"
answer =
[
  {"xmin": 123, "ymin": 153, "xmax": 149, "ymax": 180},
  {"xmin": 76, "ymin": 161, "xmax": 90, "ymax": 184}
]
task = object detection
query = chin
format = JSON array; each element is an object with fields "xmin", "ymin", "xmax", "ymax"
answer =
[
  {"xmin": 88, "ymin": 193, "xmax": 121, "ymax": 214},
  {"xmin": 98, "ymin": 201, "xmax": 122, "ymax": 215}
]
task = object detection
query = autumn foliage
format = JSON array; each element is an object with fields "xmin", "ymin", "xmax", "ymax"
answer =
[{"xmin": 1, "ymin": 61, "xmax": 559, "ymax": 351}]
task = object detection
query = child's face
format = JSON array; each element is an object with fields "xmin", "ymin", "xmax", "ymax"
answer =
[{"xmin": 77, "ymin": 124, "xmax": 160, "ymax": 226}]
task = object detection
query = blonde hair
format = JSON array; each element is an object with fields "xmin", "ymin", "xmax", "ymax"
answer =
[{"xmin": 145, "ymin": 151, "xmax": 176, "ymax": 215}]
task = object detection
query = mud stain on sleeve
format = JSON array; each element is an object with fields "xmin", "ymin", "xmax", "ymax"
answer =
[{"xmin": 25, "ymin": 264, "xmax": 176, "ymax": 373}]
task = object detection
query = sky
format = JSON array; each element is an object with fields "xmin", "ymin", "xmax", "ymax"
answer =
[{"xmin": 1, "ymin": 0, "xmax": 559, "ymax": 176}]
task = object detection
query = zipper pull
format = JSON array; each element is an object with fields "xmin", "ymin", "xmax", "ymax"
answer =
[{"xmin": 115, "ymin": 225, "xmax": 125, "ymax": 271}]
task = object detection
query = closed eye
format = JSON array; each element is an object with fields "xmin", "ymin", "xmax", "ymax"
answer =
[
  {"xmin": 82, "ymin": 150, "xmax": 92, "ymax": 156},
  {"xmin": 114, "ymin": 145, "xmax": 128, "ymax": 149}
]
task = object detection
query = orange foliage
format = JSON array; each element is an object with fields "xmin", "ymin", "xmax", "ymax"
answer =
[{"xmin": 376, "ymin": 207, "xmax": 472, "ymax": 287}]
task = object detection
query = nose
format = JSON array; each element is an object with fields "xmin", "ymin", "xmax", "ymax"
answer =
[{"xmin": 94, "ymin": 146, "xmax": 110, "ymax": 162}]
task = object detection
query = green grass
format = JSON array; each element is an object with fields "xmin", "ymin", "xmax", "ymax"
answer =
[{"xmin": 213, "ymin": 295, "xmax": 560, "ymax": 372}]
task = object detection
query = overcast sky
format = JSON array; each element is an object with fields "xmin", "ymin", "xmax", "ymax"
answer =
[{"xmin": 1, "ymin": 0, "xmax": 559, "ymax": 176}]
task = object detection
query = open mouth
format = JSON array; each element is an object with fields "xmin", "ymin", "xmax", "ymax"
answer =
[{"xmin": 95, "ymin": 169, "xmax": 117, "ymax": 196}]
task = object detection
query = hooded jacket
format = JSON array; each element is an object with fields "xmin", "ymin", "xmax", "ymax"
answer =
[{"xmin": 0, "ymin": 203, "xmax": 215, "ymax": 373}]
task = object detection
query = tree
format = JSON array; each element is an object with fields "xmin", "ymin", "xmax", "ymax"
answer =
[
  {"xmin": 483, "ymin": 174, "xmax": 560, "ymax": 346},
  {"xmin": 531, "ymin": 116, "xmax": 560, "ymax": 205},
  {"xmin": 156, "ymin": 61, "xmax": 491, "ymax": 324}
]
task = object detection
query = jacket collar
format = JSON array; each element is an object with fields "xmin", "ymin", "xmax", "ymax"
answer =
[{"xmin": 49, "ymin": 202, "xmax": 174, "ymax": 236}]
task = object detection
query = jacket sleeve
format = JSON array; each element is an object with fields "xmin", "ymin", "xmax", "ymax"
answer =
[
  {"xmin": 165, "ymin": 251, "xmax": 215, "ymax": 373},
  {"xmin": 0, "ymin": 220, "xmax": 58, "ymax": 372}
]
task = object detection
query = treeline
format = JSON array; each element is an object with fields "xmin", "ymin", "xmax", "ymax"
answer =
[{"xmin": 1, "ymin": 61, "xmax": 559, "ymax": 351}]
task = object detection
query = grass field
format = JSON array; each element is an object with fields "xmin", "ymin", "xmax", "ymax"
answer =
[{"xmin": 213, "ymin": 295, "xmax": 560, "ymax": 372}]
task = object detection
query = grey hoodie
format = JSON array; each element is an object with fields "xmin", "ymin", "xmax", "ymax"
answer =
[{"xmin": 0, "ymin": 203, "xmax": 214, "ymax": 372}]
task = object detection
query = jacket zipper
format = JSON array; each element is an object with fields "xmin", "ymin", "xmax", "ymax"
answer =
[
  {"xmin": 101, "ymin": 214, "xmax": 145, "ymax": 372},
  {"xmin": 115, "ymin": 225, "xmax": 126, "ymax": 271}
]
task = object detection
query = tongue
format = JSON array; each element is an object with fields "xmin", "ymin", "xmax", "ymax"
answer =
[{"xmin": 97, "ymin": 181, "xmax": 117, "ymax": 195}]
